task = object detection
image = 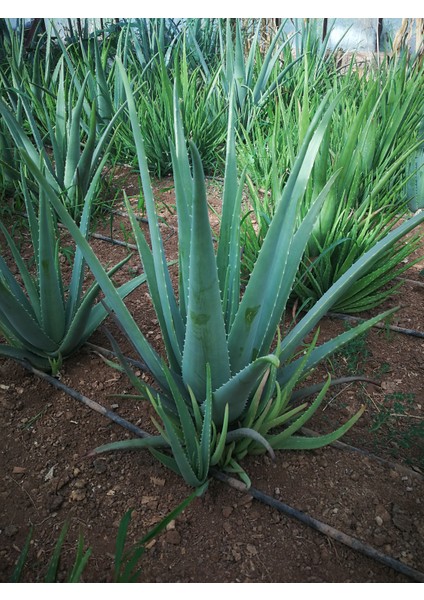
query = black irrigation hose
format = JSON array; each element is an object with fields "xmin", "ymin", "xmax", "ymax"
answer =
[
  {"xmin": 328, "ymin": 311, "xmax": 424, "ymax": 339},
  {"xmin": 395, "ymin": 276, "xmax": 424, "ymax": 289},
  {"xmin": 16, "ymin": 360, "xmax": 151, "ymax": 440},
  {"xmin": 89, "ymin": 232, "xmax": 138, "ymax": 251},
  {"xmin": 213, "ymin": 470, "xmax": 424, "ymax": 583},
  {"xmin": 14, "ymin": 358, "xmax": 424, "ymax": 583},
  {"xmin": 85, "ymin": 341, "xmax": 149, "ymax": 372},
  {"xmin": 110, "ymin": 208, "xmax": 149, "ymax": 224},
  {"xmin": 300, "ymin": 427, "xmax": 424, "ymax": 481},
  {"xmin": 87, "ymin": 343, "xmax": 424, "ymax": 481}
]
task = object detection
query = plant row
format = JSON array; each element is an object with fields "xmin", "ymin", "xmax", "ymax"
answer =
[{"xmin": 0, "ymin": 19, "xmax": 424, "ymax": 489}]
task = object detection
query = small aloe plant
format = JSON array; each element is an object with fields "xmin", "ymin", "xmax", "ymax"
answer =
[
  {"xmin": 0, "ymin": 63, "xmax": 123, "ymax": 222},
  {"xmin": 0, "ymin": 163, "xmax": 146, "ymax": 375},
  {"xmin": 35, "ymin": 60, "xmax": 424, "ymax": 487}
]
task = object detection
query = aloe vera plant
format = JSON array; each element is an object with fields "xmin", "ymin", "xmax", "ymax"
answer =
[
  {"xmin": 219, "ymin": 19, "xmax": 298, "ymax": 130},
  {"xmin": 0, "ymin": 62, "xmax": 122, "ymax": 222},
  {"xmin": 240, "ymin": 55, "xmax": 424, "ymax": 313},
  {"xmin": 36, "ymin": 62, "xmax": 424, "ymax": 487},
  {"xmin": 0, "ymin": 164, "xmax": 146, "ymax": 375}
]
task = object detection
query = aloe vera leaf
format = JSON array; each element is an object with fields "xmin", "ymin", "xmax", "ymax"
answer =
[
  {"xmin": 216, "ymin": 90, "xmax": 244, "ymax": 329},
  {"xmin": 116, "ymin": 58, "xmax": 185, "ymax": 362},
  {"xmin": 181, "ymin": 143, "xmax": 231, "ymax": 400},
  {"xmin": 0, "ymin": 345, "xmax": 51, "ymax": 370},
  {"xmin": 153, "ymin": 398, "xmax": 205, "ymax": 487},
  {"xmin": 278, "ymin": 210, "xmax": 424, "ymax": 365},
  {"xmin": 228, "ymin": 95, "xmax": 338, "ymax": 372},
  {"xmin": 212, "ymin": 354, "xmax": 280, "ymax": 425},
  {"xmin": 0, "ymin": 238, "xmax": 39, "ymax": 321},
  {"xmin": 278, "ymin": 307, "xmax": 396, "ymax": 387},
  {"xmin": 170, "ymin": 81, "xmax": 193, "ymax": 320},
  {"xmin": 38, "ymin": 190, "xmax": 66, "ymax": 343},
  {"xmin": 199, "ymin": 365, "xmax": 213, "ymax": 481},
  {"xmin": 274, "ymin": 406, "xmax": 365, "ymax": 450},
  {"xmin": 23, "ymin": 154, "xmax": 170, "ymax": 394},
  {"xmin": 64, "ymin": 155, "xmax": 109, "ymax": 326},
  {"xmin": 123, "ymin": 195, "xmax": 182, "ymax": 373}
]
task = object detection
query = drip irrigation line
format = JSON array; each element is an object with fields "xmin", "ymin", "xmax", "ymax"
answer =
[
  {"xmin": 16, "ymin": 360, "xmax": 151, "ymax": 440},
  {"xmin": 328, "ymin": 311, "xmax": 424, "ymax": 339},
  {"xmin": 212, "ymin": 470, "xmax": 424, "ymax": 583},
  {"xmin": 110, "ymin": 208, "xmax": 148, "ymax": 224},
  {"xmin": 15, "ymin": 360, "xmax": 424, "ymax": 582},
  {"xmin": 395, "ymin": 276, "xmax": 424, "ymax": 289},
  {"xmin": 85, "ymin": 342, "xmax": 149, "ymax": 372},
  {"xmin": 89, "ymin": 232, "xmax": 138, "ymax": 251},
  {"xmin": 300, "ymin": 427, "xmax": 424, "ymax": 481}
]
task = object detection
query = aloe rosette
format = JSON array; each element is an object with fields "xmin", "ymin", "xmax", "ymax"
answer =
[
  {"xmin": 0, "ymin": 164, "xmax": 146, "ymax": 374},
  {"xmin": 34, "ymin": 60, "xmax": 424, "ymax": 486}
]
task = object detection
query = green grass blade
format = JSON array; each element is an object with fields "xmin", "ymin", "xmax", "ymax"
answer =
[{"xmin": 10, "ymin": 527, "xmax": 33, "ymax": 582}]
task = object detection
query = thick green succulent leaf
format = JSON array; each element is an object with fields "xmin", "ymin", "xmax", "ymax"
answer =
[
  {"xmin": 123, "ymin": 194, "xmax": 182, "ymax": 373},
  {"xmin": 228, "ymin": 95, "xmax": 338, "ymax": 372},
  {"xmin": 267, "ymin": 376, "xmax": 333, "ymax": 447},
  {"xmin": 38, "ymin": 190, "xmax": 66, "ymax": 343},
  {"xmin": 212, "ymin": 354, "xmax": 280, "ymax": 425},
  {"xmin": 181, "ymin": 143, "xmax": 231, "ymax": 400},
  {"xmin": 226, "ymin": 427, "xmax": 275, "ymax": 460},
  {"xmin": 273, "ymin": 405, "xmax": 365, "ymax": 450},
  {"xmin": 63, "ymin": 74, "xmax": 89, "ymax": 191},
  {"xmin": 75, "ymin": 102, "xmax": 98, "ymax": 201},
  {"xmin": 23, "ymin": 154, "xmax": 170, "ymax": 394},
  {"xmin": 0, "ymin": 345, "xmax": 51, "ymax": 370},
  {"xmin": 278, "ymin": 308, "xmax": 396, "ymax": 387},
  {"xmin": 170, "ymin": 81, "xmax": 193, "ymax": 320},
  {"xmin": 116, "ymin": 58, "xmax": 185, "ymax": 365},
  {"xmin": 0, "ymin": 250, "xmax": 38, "ymax": 322},
  {"xmin": 0, "ymin": 279, "xmax": 58, "ymax": 352},
  {"xmin": 256, "ymin": 172, "xmax": 339, "ymax": 360},
  {"xmin": 216, "ymin": 89, "xmax": 244, "ymax": 329},
  {"xmin": 0, "ymin": 97, "xmax": 48, "ymax": 176},
  {"xmin": 152, "ymin": 395, "xmax": 206, "ymax": 488},
  {"xmin": 65, "ymin": 154, "xmax": 108, "ymax": 326},
  {"xmin": 90, "ymin": 436, "xmax": 169, "ymax": 455},
  {"xmin": 278, "ymin": 210, "xmax": 424, "ymax": 365},
  {"xmin": 199, "ymin": 364, "xmax": 213, "ymax": 481}
]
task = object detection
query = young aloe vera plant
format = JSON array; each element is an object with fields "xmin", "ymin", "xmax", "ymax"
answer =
[
  {"xmin": 35, "ymin": 61, "xmax": 424, "ymax": 487},
  {"xmin": 0, "ymin": 165, "xmax": 146, "ymax": 375},
  {"xmin": 240, "ymin": 59, "xmax": 424, "ymax": 313},
  {"xmin": 0, "ymin": 62, "xmax": 122, "ymax": 222},
  {"xmin": 218, "ymin": 19, "xmax": 299, "ymax": 130}
]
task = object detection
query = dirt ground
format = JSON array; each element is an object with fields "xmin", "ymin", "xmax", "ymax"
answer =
[{"xmin": 0, "ymin": 177, "xmax": 424, "ymax": 583}]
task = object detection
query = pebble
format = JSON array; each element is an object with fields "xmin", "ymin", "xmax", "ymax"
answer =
[
  {"xmin": 49, "ymin": 495, "xmax": 65, "ymax": 512},
  {"xmin": 373, "ymin": 531, "xmax": 391, "ymax": 547},
  {"xmin": 223, "ymin": 522, "xmax": 232, "ymax": 534},
  {"xmin": 93, "ymin": 460, "xmax": 107, "ymax": 474},
  {"xmin": 165, "ymin": 530, "xmax": 181, "ymax": 545},
  {"xmin": 69, "ymin": 489, "xmax": 86, "ymax": 502},
  {"xmin": 222, "ymin": 506, "xmax": 233, "ymax": 518},
  {"xmin": 4, "ymin": 525, "xmax": 18, "ymax": 538},
  {"xmin": 375, "ymin": 504, "xmax": 391, "ymax": 524}
]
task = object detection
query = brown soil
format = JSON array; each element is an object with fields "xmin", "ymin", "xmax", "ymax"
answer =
[{"xmin": 1, "ymin": 177, "xmax": 424, "ymax": 583}]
